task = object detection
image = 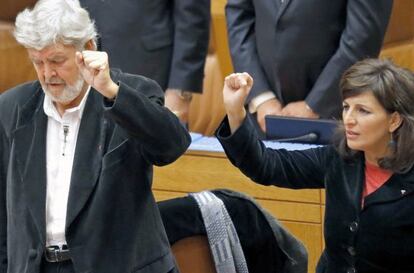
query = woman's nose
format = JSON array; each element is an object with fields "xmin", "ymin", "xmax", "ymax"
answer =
[{"xmin": 343, "ymin": 110, "xmax": 356, "ymax": 125}]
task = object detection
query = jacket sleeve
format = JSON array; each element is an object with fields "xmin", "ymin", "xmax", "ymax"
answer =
[
  {"xmin": 306, "ymin": 0, "xmax": 393, "ymax": 118},
  {"xmin": 104, "ymin": 75, "xmax": 191, "ymax": 166},
  {"xmin": 167, "ymin": 0, "xmax": 211, "ymax": 93},
  {"xmin": 0, "ymin": 120, "xmax": 8, "ymax": 273},
  {"xmin": 226, "ymin": 0, "xmax": 273, "ymax": 102},
  {"xmin": 216, "ymin": 115, "xmax": 330, "ymax": 189}
]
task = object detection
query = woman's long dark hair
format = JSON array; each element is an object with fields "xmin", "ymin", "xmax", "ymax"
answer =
[{"xmin": 334, "ymin": 59, "xmax": 414, "ymax": 173}]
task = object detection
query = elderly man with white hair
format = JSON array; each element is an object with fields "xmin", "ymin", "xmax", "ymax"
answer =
[{"xmin": 0, "ymin": 0, "xmax": 190, "ymax": 272}]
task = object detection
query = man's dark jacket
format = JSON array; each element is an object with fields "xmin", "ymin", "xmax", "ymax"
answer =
[{"xmin": 0, "ymin": 70, "xmax": 190, "ymax": 273}]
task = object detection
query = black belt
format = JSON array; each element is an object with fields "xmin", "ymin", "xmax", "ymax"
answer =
[{"xmin": 44, "ymin": 245, "xmax": 71, "ymax": 263}]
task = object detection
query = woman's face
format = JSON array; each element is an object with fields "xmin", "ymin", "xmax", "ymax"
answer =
[{"xmin": 342, "ymin": 90, "xmax": 401, "ymax": 161}]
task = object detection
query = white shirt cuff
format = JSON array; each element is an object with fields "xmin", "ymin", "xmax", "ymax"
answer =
[{"xmin": 248, "ymin": 91, "xmax": 276, "ymax": 113}]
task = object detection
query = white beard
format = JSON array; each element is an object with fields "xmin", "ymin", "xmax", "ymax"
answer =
[{"xmin": 42, "ymin": 74, "xmax": 85, "ymax": 104}]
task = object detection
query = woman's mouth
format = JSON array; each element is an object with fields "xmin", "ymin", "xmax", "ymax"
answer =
[{"xmin": 346, "ymin": 130, "xmax": 359, "ymax": 140}]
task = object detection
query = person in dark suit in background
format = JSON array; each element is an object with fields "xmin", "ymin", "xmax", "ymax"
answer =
[
  {"xmin": 215, "ymin": 59, "xmax": 414, "ymax": 273},
  {"xmin": 80, "ymin": 0, "xmax": 211, "ymax": 125},
  {"xmin": 0, "ymin": 0, "xmax": 190, "ymax": 272},
  {"xmin": 226, "ymin": 0, "xmax": 393, "ymax": 136}
]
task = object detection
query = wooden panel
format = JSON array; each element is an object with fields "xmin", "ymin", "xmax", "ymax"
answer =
[
  {"xmin": 383, "ymin": 0, "xmax": 414, "ymax": 45},
  {"xmin": 211, "ymin": 0, "xmax": 233, "ymax": 77},
  {"xmin": 380, "ymin": 43, "xmax": 414, "ymax": 71},
  {"xmin": 154, "ymin": 190, "xmax": 187, "ymax": 201},
  {"xmin": 211, "ymin": 0, "xmax": 227, "ymax": 14},
  {"xmin": 0, "ymin": 0, "xmax": 37, "ymax": 21},
  {"xmin": 0, "ymin": 21, "xmax": 37, "ymax": 93},
  {"xmin": 257, "ymin": 199, "xmax": 321, "ymax": 223},
  {"xmin": 153, "ymin": 153, "xmax": 320, "ymax": 204},
  {"xmin": 154, "ymin": 190, "xmax": 320, "ymax": 223},
  {"xmin": 321, "ymin": 205, "xmax": 326, "ymax": 250},
  {"xmin": 188, "ymin": 54, "xmax": 226, "ymax": 136},
  {"xmin": 321, "ymin": 190, "xmax": 325, "ymax": 205},
  {"xmin": 380, "ymin": 0, "xmax": 414, "ymax": 71}
]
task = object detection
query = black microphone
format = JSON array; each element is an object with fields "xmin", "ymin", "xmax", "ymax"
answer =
[{"xmin": 272, "ymin": 132, "xmax": 319, "ymax": 143}]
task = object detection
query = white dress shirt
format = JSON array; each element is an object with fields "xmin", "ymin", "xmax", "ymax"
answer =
[{"xmin": 43, "ymin": 88, "xmax": 90, "ymax": 247}]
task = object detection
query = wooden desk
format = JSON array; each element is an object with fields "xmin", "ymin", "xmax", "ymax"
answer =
[{"xmin": 154, "ymin": 149, "xmax": 324, "ymax": 273}]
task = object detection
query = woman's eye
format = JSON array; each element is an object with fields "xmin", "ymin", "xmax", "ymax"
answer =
[{"xmin": 358, "ymin": 108, "xmax": 370, "ymax": 114}]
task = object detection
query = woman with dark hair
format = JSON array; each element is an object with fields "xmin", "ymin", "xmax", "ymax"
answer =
[{"xmin": 216, "ymin": 59, "xmax": 414, "ymax": 273}]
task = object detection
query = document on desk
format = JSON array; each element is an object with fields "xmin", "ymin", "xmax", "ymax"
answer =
[
  {"xmin": 188, "ymin": 132, "xmax": 321, "ymax": 152},
  {"xmin": 189, "ymin": 133, "xmax": 224, "ymax": 152}
]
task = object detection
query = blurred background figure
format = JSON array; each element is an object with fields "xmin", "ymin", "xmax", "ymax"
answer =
[
  {"xmin": 80, "ymin": 0, "xmax": 211, "ymax": 125},
  {"xmin": 226, "ymin": 0, "xmax": 393, "ymax": 136}
]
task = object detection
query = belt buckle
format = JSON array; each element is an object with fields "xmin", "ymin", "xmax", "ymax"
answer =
[{"xmin": 45, "ymin": 245, "xmax": 69, "ymax": 263}]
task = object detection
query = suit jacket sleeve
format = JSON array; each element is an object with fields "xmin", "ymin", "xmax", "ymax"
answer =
[
  {"xmin": 306, "ymin": 0, "xmax": 393, "ymax": 118},
  {"xmin": 226, "ymin": 0, "xmax": 273, "ymax": 103},
  {"xmin": 0, "ymin": 114, "xmax": 8, "ymax": 273},
  {"xmin": 216, "ymin": 115, "xmax": 331, "ymax": 189},
  {"xmin": 167, "ymin": 0, "xmax": 211, "ymax": 93},
  {"xmin": 104, "ymin": 74, "xmax": 191, "ymax": 166}
]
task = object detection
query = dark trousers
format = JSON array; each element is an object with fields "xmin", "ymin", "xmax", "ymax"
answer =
[
  {"xmin": 40, "ymin": 259, "xmax": 75, "ymax": 273},
  {"xmin": 40, "ymin": 259, "xmax": 179, "ymax": 273},
  {"xmin": 40, "ymin": 258, "xmax": 179, "ymax": 273}
]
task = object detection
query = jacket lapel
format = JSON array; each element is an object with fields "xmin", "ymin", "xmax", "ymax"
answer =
[
  {"xmin": 364, "ymin": 170, "xmax": 414, "ymax": 208},
  {"xmin": 14, "ymin": 87, "xmax": 47, "ymax": 243},
  {"xmin": 275, "ymin": 0, "xmax": 292, "ymax": 27},
  {"xmin": 66, "ymin": 90, "xmax": 106, "ymax": 229},
  {"xmin": 343, "ymin": 157, "xmax": 365, "ymax": 213}
]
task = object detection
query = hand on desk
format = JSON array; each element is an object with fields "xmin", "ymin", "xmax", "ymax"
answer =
[
  {"xmin": 256, "ymin": 98, "xmax": 283, "ymax": 133},
  {"xmin": 282, "ymin": 101, "xmax": 319, "ymax": 119}
]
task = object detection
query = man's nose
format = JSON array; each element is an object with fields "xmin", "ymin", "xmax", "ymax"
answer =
[{"xmin": 44, "ymin": 63, "xmax": 57, "ymax": 79}]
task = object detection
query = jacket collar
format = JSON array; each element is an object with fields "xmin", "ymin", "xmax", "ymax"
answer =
[{"xmin": 364, "ymin": 166, "xmax": 414, "ymax": 208}]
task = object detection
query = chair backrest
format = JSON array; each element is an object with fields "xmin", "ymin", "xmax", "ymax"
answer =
[
  {"xmin": 171, "ymin": 235, "xmax": 217, "ymax": 273},
  {"xmin": 159, "ymin": 189, "xmax": 308, "ymax": 273}
]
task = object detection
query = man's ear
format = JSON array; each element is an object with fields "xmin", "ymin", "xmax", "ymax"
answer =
[
  {"xmin": 389, "ymin": 111, "xmax": 403, "ymax": 133},
  {"xmin": 84, "ymin": 39, "xmax": 96, "ymax": 51}
]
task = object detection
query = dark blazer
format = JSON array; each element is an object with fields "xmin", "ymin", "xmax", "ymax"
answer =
[
  {"xmin": 226, "ymin": 0, "xmax": 393, "ymax": 118},
  {"xmin": 216, "ymin": 116, "xmax": 414, "ymax": 273},
  {"xmin": 80, "ymin": 0, "xmax": 210, "ymax": 93},
  {"xmin": 0, "ymin": 70, "xmax": 191, "ymax": 273}
]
